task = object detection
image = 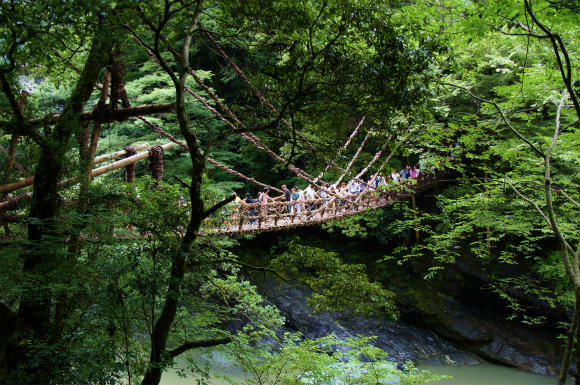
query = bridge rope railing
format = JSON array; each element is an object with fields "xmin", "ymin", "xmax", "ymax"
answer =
[{"xmin": 202, "ymin": 172, "xmax": 442, "ymax": 236}]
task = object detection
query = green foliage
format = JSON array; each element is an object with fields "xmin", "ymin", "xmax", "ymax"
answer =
[
  {"xmin": 271, "ymin": 240, "xmax": 397, "ymax": 317},
  {"xmin": 225, "ymin": 327, "xmax": 447, "ymax": 385},
  {"xmin": 201, "ymin": 269, "xmax": 285, "ymax": 330},
  {"xmin": 322, "ymin": 202, "xmax": 412, "ymax": 246},
  {"xmin": 3, "ymin": 0, "xmax": 579, "ymax": 383},
  {"xmin": 385, "ymin": 0, "xmax": 580, "ymax": 324}
]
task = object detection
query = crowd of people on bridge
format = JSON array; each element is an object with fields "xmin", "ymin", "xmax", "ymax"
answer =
[{"xmin": 225, "ymin": 163, "xmax": 427, "ymax": 227}]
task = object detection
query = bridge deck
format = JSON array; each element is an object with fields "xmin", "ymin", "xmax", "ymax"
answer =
[{"xmin": 201, "ymin": 174, "xmax": 440, "ymax": 236}]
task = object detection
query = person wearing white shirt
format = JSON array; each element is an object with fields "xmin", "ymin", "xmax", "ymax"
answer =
[{"xmin": 304, "ymin": 184, "xmax": 316, "ymax": 210}]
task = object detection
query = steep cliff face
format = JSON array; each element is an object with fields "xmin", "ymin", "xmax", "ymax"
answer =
[
  {"xmin": 237, "ymin": 216, "xmax": 570, "ymax": 377},
  {"xmin": 394, "ymin": 279, "xmax": 563, "ymax": 375},
  {"xmin": 254, "ymin": 275, "xmax": 566, "ymax": 376}
]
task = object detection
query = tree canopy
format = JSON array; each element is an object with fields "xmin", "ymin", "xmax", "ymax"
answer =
[{"xmin": 0, "ymin": 0, "xmax": 579, "ymax": 384}]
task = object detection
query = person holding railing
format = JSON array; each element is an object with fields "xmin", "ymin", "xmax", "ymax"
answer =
[
  {"xmin": 347, "ymin": 179, "xmax": 360, "ymax": 211},
  {"xmin": 338, "ymin": 181, "xmax": 348, "ymax": 211},
  {"xmin": 290, "ymin": 187, "xmax": 300, "ymax": 214},
  {"xmin": 257, "ymin": 187, "xmax": 270, "ymax": 217},
  {"xmin": 243, "ymin": 193, "xmax": 257, "ymax": 224},
  {"xmin": 274, "ymin": 184, "xmax": 292, "ymax": 213},
  {"xmin": 391, "ymin": 169, "xmax": 400, "ymax": 183},
  {"xmin": 304, "ymin": 184, "xmax": 316, "ymax": 211},
  {"xmin": 317, "ymin": 183, "xmax": 329, "ymax": 208}
]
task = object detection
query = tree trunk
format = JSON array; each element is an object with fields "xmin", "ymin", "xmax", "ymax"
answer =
[
  {"xmin": 140, "ymin": 164, "xmax": 204, "ymax": 385},
  {"xmin": 3, "ymin": 90, "xmax": 28, "ymax": 181},
  {"xmin": 140, "ymin": 3, "xmax": 204, "ymax": 384},
  {"xmin": 558, "ymin": 290, "xmax": 579, "ymax": 384},
  {"xmin": 10, "ymin": 24, "xmax": 113, "ymax": 383}
]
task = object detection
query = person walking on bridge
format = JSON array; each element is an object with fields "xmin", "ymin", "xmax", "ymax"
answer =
[
  {"xmin": 244, "ymin": 193, "xmax": 256, "ymax": 224},
  {"xmin": 338, "ymin": 181, "xmax": 348, "ymax": 211},
  {"xmin": 410, "ymin": 165, "xmax": 420, "ymax": 180},
  {"xmin": 391, "ymin": 170, "xmax": 400, "ymax": 183},
  {"xmin": 228, "ymin": 192, "xmax": 244, "ymax": 229},
  {"xmin": 317, "ymin": 183, "xmax": 329, "ymax": 208},
  {"xmin": 275, "ymin": 184, "xmax": 292, "ymax": 213},
  {"xmin": 290, "ymin": 187, "xmax": 300, "ymax": 214},
  {"xmin": 296, "ymin": 186, "xmax": 305, "ymax": 215},
  {"xmin": 304, "ymin": 184, "xmax": 316, "ymax": 211},
  {"xmin": 327, "ymin": 185, "xmax": 337, "ymax": 213},
  {"xmin": 258, "ymin": 187, "xmax": 270, "ymax": 216}
]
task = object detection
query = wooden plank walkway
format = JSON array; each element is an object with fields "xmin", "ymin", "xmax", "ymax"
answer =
[{"xmin": 201, "ymin": 173, "xmax": 441, "ymax": 236}]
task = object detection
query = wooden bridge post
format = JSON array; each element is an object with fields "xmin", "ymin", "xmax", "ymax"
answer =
[
  {"xmin": 148, "ymin": 145, "xmax": 164, "ymax": 189},
  {"xmin": 123, "ymin": 145, "xmax": 137, "ymax": 183},
  {"xmin": 274, "ymin": 201, "xmax": 280, "ymax": 227}
]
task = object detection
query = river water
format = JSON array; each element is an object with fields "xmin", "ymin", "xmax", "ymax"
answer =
[
  {"xmin": 160, "ymin": 356, "xmax": 573, "ymax": 385},
  {"xmin": 422, "ymin": 364, "xmax": 573, "ymax": 385}
]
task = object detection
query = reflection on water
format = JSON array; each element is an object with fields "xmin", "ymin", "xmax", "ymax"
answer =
[{"xmin": 421, "ymin": 364, "xmax": 573, "ymax": 385}]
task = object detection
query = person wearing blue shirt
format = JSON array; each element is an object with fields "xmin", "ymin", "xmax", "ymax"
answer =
[{"xmin": 244, "ymin": 193, "xmax": 256, "ymax": 224}]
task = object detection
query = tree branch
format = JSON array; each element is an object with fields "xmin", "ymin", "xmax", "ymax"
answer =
[
  {"xmin": 507, "ymin": 179, "xmax": 576, "ymax": 273},
  {"xmin": 524, "ymin": 0, "xmax": 580, "ymax": 118},
  {"xmin": 169, "ymin": 336, "xmax": 232, "ymax": 358},
  {"xmin": 0, "ymin": 73, "xmax": 25, "ymax": 121},
  {"xmin": 443, "ymin": 82, "xmax": 545, "ymax": 158},
  {"xmin": 314, "ymin": 116, "xmax": 365, "ymax": 183},
  {"xmin": 25, "ymin": 103, "xmax": 175, "ymax": 127},
  {"xmin": 335, "ymin": 131, "xmax": 371, "ymax": 186},
  {"xmin": 203, "ymin": 194, "xmax": 236, "ymax": 219},
  {"xmin": 543, "ymin": 90, "xmax": 579, "ymax": 281}
]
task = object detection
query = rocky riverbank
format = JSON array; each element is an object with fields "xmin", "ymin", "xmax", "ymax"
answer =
[{"xmin": 254, "ymin": 275, "xmax": 565, "ymax": 376}]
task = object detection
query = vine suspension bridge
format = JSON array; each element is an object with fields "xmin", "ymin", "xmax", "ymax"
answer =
[
  {"xmin": 0, "ymin": 29, "xmax": 445, "ymax": 237},
  {"xmin": 1, "ymin": 139, "xmax": 443, "ymax": 237}
]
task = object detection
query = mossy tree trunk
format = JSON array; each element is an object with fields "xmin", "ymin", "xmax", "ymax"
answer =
[{"xmin": 8, "ymin": 22, "xmax": 113, "ymax": 384}]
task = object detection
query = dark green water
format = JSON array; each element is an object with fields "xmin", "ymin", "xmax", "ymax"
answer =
[
  {"xmin": 421, "ymin": 364, "xmax": 572, "ymax": 385},
  {"xmin": 160, "ymin": 361, "xmax": 573, "ymax": 385}
]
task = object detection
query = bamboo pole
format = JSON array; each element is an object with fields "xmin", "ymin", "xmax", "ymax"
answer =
[
  {"xmin": 335, "ymin": 132, "xmax": 372, "ymax": 186},
  {"xmin": 92, "ymin": 143, "xmax": 150, "ymax": 165},
  {"xmin": 0, "ymin": 143, "xmax": 150, "ymax": 194},
  {"xmin": 89, "ymin": 142, "xmax": 174, "ymax": 178},
  {"xmin": 0, "ymin": 143, "xmax": 174, "ymax": 209}
]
